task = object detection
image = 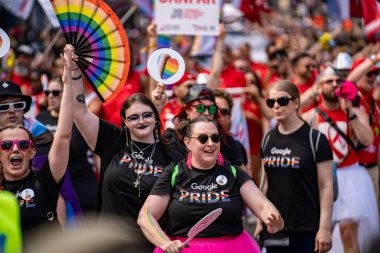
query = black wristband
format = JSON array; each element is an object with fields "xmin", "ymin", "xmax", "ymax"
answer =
[
  {"xmin": 71, "ymin": 73, "xmax": 82, "ymax": 80},
  {"xmin": 349, "ymin": 114, "xmax": 357, "ymax": 121}
]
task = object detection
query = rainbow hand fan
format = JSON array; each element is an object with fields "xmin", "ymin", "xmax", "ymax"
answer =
[{"xmin": 51, "ymin": 0, "xmax": 130, "ymax": 104}]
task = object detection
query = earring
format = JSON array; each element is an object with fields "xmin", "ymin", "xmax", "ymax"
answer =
[
  {"xmin": 217, "ymin": 152, "xmax": 224, "ymax": 166},
  {"xmin": 154, "ymin": 122, "xmax": 159, "ymax": 141},
  {"xmin": 186, "ymin": 152, "xmax": 192, "ymax": 169}
]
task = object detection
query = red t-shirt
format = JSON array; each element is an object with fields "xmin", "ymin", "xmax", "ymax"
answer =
[
  {"xmin": 242, "ymin": 97, "xmax": 263, "ymax": 155},
  {"xmin": 11, "ymin": 73, "xmax": 32, "ymax": 95},
  {"xmin": 316, "ymin": 103, "xmax": 359, "ymax": 168},
  {"xmin": 358, "ymin": 88, "xmax": 380, "ymax": 165},
  {"xmin": 102, "ymin": 70, "xmax": 142, "ymax": 127},
  {"xmin": 160, "ymin": 98, "xmax": 183, "ymax": 130},
  {"xmin": 219, "ymin": 66, "xmax": 246, "ymax": 89}
]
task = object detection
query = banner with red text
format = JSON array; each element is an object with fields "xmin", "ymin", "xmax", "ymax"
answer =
[{"xmin": 155, "ymin": 0, "xmax": 220, "ymax": 36}]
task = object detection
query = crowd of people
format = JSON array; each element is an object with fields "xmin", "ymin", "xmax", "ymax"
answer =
[{"xmin": 1, "ymin": 1, "xmax": 380, "ymax": 253}]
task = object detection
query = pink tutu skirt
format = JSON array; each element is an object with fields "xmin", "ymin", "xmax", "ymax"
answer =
[{"xmin": 153, "ymin": 230, "xmax": 261, "ymax": 253}]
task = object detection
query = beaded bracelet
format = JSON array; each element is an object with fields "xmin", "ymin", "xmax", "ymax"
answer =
[{"xmin": 71, "ymin": 73, "xmax": 83, "ymax": 80}]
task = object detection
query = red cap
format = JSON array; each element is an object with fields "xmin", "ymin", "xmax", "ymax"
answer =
[
  {"xmin": 173, "ymin": 71, "xmax": 195, "ymax": 86},
  {"xmin": 351, "ymin": 57, "xmax": 379, "ymax": 72}
]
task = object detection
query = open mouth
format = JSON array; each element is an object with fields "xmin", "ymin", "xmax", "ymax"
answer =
[
  {"xmin": 137, "ymin": 125, "xmax": 149, "ymax": 129},
  {"xmin": 10, "ymin": 156, "xmax": 23, "ymax": 166},
  {"xmin": 204, "ymin": 149, "xmax": 215, "ymax": 154}
]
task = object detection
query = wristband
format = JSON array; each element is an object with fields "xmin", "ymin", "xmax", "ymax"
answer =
[
  {"xmin": 71, "ymin": 73, "xmax": 83, "ymax": 80},
  {"xmin": 349, "ymin": 114, "xmax": 357, "ymax": 121}
]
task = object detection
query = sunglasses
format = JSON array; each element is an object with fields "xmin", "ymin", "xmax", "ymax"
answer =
[
  {"xmin": 44, "ymin": 90, "xmax": 62, "ymax": 96},
  {"xmin": 0, "ymin": 140, "xmax": 33, "ymax": 151},
  {"xmin": 188, "ymin": 133, "xmax": 221, "ymax": 145},
  {"xmin": 266, "ymin": 96, "xmax": 295, "ymax": 108},
  {"xmin": 192, "ymin": 104, "xmax": 217, "ymax": 115},
  {"xmin": 0, "ymin": 101, "xmax": 27, "ymax": 112},
  {"xmin": 322, "ymin": 78, "xmax": 343, "ymax": 85},
  {"xmin": 219, "ymin": 108, "xmax": 231, "ymax": 116},
  {"xmin": 303, "ymin": 64, "xmax": 316, "ymax": 70},
  {"xmin": 126, "ymin": 112, "xmax": 154, "ymax": 122},
  {"xmin": 367, "ymin": 70, "xmax": 379, "ymax": 77}
]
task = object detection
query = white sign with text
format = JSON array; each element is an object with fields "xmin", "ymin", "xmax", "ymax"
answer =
[{"xmin": 155, "ymin": 0, "xmax": 220, "ymax": 36}]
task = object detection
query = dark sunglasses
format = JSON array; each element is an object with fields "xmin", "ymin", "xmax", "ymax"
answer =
[
  {"xmin": 304, "ymin": 64, "xmax": 316, "ymax": 70},
  {"xmin": 192, "ymin": 104, "xmax": 217, "ymax": 115},
  {"xmin": 323, "ymin": 78, "xmax": 343, "ymax": 85},
  {"xmin": 188, "ymin": 133, "xmax": 221, "ymax": 145},
  {"xmin": 126, "ymin": 112, "xmax": 154, "ymax": 122},
  {"xmin": 44, "ymin": 90, "xmax": 62, "ymax": 96},
  {"xmin": 367, "ymin": 70, "xmax": 379, "ymax": 77},
  {"xmin": 0, "ymin": 101, "xmax": 27, "ymax": 112},
  {"xmin": 266, "ymin": 96, "xmax": 295, "ymax": 108},
  {"xmin": 219, "ymin": 108, "xmax": 231, "ymax": 116},
  {"xmin": 0, "ymin": 140, "xmax": 33, "ymax": 151}
]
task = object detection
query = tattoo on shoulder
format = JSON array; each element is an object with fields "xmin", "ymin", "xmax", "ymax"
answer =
[{"xmin": 76, "ymin": 91, "xmax": 86, "ymax": 105}]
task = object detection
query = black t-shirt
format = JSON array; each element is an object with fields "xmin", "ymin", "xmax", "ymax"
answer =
[
  {"xmin": 95, "ymin": 119, "xmax": 184, "ymax": 216},
  {"xmin": 36, "ymin": 110, "xmax": 57, "ymax": 133},
  {"xmin": 1, "ymin": 161, "xmax": 62, "ymax": 238},
  {"xmin": 37, "ymin": 110, "xmax": 98, "ymax": 212},
  {"xmin": 221, "ymin": 135, "xmax": 244, "ymax": 167},
  {"xmin": 150, "ymin": 159, "xmax": 252, "ymax": 237},
  {"xmin": 260, "ymin": 123, "xmax": 333, "ymax": 232}
]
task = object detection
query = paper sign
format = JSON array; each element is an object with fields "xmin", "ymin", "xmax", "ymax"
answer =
[
  {"xmin": 147, "ymin": 48, "xmax": 186, "ymax": 85},
  {"xmin": 0, "ymin": 29, "xmax": 11, "ymax": 58},
  {"xmin": 155, "ymin": 0, "xmax": 220, "ymax": 36},
  {"xmin": 183, "ymin": 208, "xmax": 222, "ymax": 247}
]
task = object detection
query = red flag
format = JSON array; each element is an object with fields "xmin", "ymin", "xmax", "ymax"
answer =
[{"xmin": 350, "ymin": 0, "xmax": 380, "ymax": 41}]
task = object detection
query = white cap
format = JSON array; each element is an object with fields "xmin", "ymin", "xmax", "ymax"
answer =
[{"xmin": 333, "ymin": 52, "xmax": 352, "ymax": 70}]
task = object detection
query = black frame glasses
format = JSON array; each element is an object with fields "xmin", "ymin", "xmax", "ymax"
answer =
[
  {"xmin": 191, "ymin": 104, "xmax": 217, "ymax": 115},
  {"xmin": 266, "ymin": 96, "xmax": 295, "ymax": 108},
  {"xmin": 44, "ymin": 90, "xmax": 62, "ymax": 96},
  {"xmin": 188, "ymin": 133, "xmax": 221, "ymax": 145},
  {"xmin": 0, "ymin": 140, "xmax": 33, "ymax": 151},
  {"xmin": 126, "ymin": 112, "xmax": 155, "ymax": 122},
  {"xmin": 0, "ymin": 101, "xmax": 27, "ymax": 112}
]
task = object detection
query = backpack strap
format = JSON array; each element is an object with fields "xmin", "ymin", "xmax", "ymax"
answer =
[
  {"xmin": 261, "ymin": 129, "xmax": 273, "ymax": 153},
  {"xmin": 230, "ymin": 165, "xmax": 236, "ymax": 178},
  {"xmin": 309, "ymin": 127, "xmax": 321, "ymax": 163},
  {"xmin": 171, "ymin": 165, "xmax": 179, "ymax": 188},
  {"xmin": 32, "ymin": 173, "xmax": 55, "ymax": 222}
]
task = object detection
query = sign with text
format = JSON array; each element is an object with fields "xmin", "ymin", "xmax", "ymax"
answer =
[{"xmin": 155, "ymin": 0, "xmax": 220, "ymax": 36}]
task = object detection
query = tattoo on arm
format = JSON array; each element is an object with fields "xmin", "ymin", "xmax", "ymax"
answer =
[{"xmin": 76, "ymin": 90, "xmax": 86, "ymax": 106}]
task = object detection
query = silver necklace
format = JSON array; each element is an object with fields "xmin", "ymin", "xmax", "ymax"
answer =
[{"xmin": 130, "ymin": 140, "xmax": 156, "ymax": 197}]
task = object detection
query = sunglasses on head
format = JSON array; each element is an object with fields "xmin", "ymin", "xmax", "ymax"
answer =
[
  {"xmin": 44, "ymin": 90, "xmax": 62, "ymax": 96},
  {"xmin": 0, "ymin": 140, "xmax": 33, "ymax": 151},
  {"xmin": 266, "ymin": 96, "xmax": 295, "ymax": 108},
  {"xmin": 322, "ymin": 78, "xmax": 343, "ymax": 85},
  {"xmin": 219, "ymin": 108, "xmax": 231, "ymax": 116},
  {"xmin": 188, "ymin": 133, "xmax": 221, "ymax": 145},
  {"xmin": 126, "ymin": 112, "xmax": 154, "ymax": 122},
  {"xmin": 192, "ymin": 104, "xmax": 217, "ymax": 115},
  {"xmin": 0, "ymin": 101, "xmax": 27, "ymax": 112},
  {"xmin": 367, "ymin": 70, "xmax": 379, "ymax": 77}
]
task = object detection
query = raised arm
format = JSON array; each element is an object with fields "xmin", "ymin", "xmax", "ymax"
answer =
[
  {"xmin": 48, "ymin": 46, "xmax": 74, "ymax": 183},
  {"xmin": 63, "ymin": 44, "xmax": 100, "ymax": 151},
  {"xmin": 137, "ymin": 195, "xmax": 183, "ymax": 253}
]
